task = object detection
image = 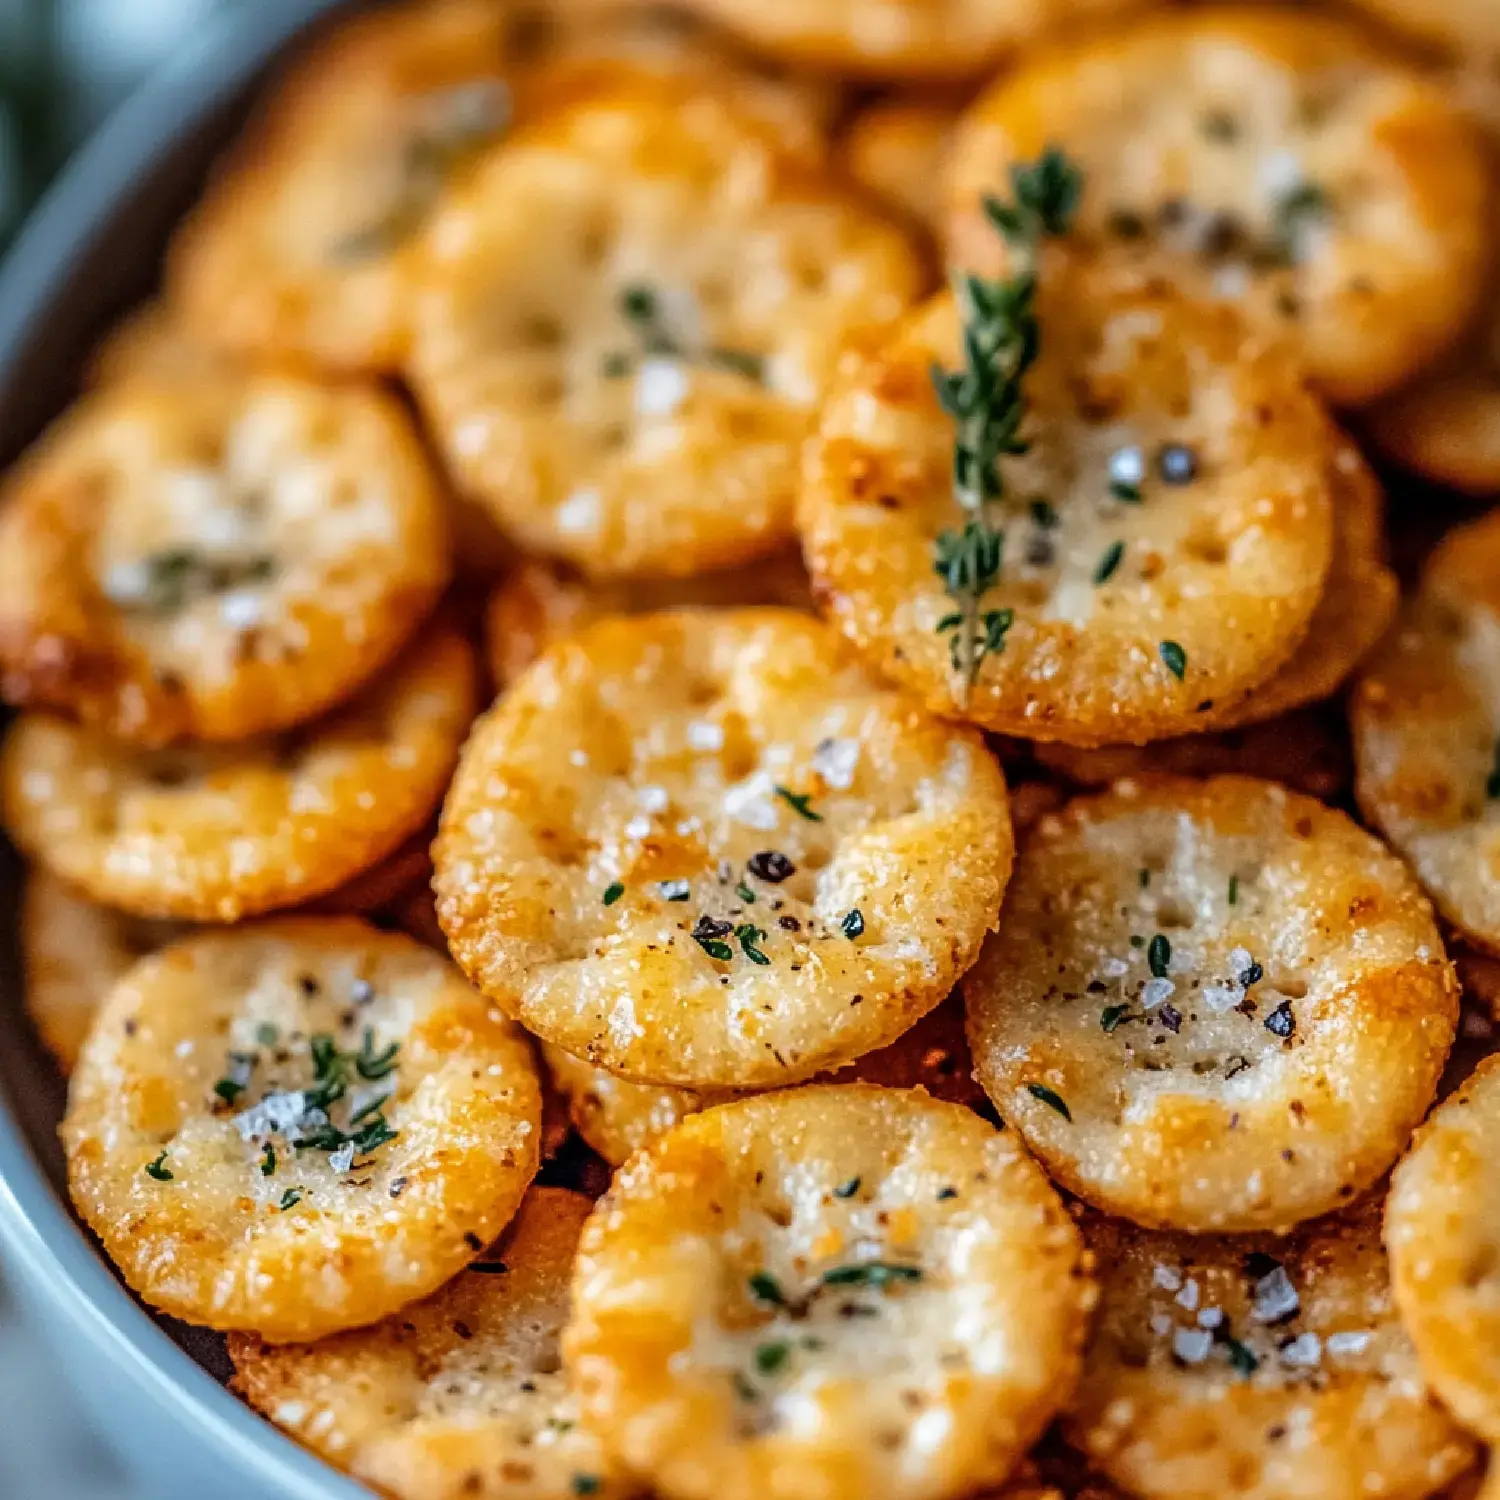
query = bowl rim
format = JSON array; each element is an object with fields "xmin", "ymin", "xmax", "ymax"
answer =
[{"xmin": 0, "ymin": 3, "xmax": 368, "ymax": 1494}]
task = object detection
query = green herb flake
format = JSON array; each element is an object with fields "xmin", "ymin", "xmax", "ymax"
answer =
[
  {"xmin": 1148, "ymin": 934, "xmax": 1171, "ymax": 979},
  {"xmin": 773, "ymin": 784, "xmax": 823, "ymax": 821},
  {"xmin": 840, "ymin": 909, "xmax": 865, "ymax": 939},
  {"xmin": 1094, "ymin": 540, "xmax": 1125, "ymax": 585},
  {"xmin": 144, "ymin": 1150, "xmax": 173, "ymax": 1182},
  {"xmin": 748, "ymin": 1271, "xmax": 785, "ymax": 1306},
  {"xmin": 572, "ymin": 1476, "xmax": 601, "ymax": 1497},
  {"xmin": 1100, "ymin": 1004, "xmax": 1130, "ymax": 1033},
  {"xmin": 833, "ymin": 1176, "xmax": 861, "ymax": 1199},
  {"xmin": 1027, "ymin": 1083, "xmax": 1072, "ymax": 1120},
  {"xmin": 279, "ymin": 1188, "xmax": 302, "ymax": 1211},
  {"xmin": 658, "ymin": 879, "xmax": 692, "ymax": 902},
  {"xmin": 754, "ymin": 1341, "xmax": 791, "ymax": 1376},
  {"xmin": 732, "ymin": 1371, "xmax": 760, "ymax": 1403},
  {"xmin": 821, "ymin": 1261, "xmax": 923, "ymax": 1288},
  {"xmin": 470, "ymin": 1260, "xmax": 510, "ymax": 1275},
  {"xmin": 736, "ymin": 881, "xmax": 757, "ymax": 904},
  {"xmin": 1487, "ymin": 740, "xmax": 1500, "ymax": 800},
  {"xmin": 1225, "ymin": 1337, "xmax": 1260, "ymax": 1377},
  {"xmin": 736, "ymin": 924, "xmax": 771, "ymax": 966},
  {"xmin": 260, "ymin": 1143, "xmax": 277, "ymax": 1177},
  {"xmin": 1109, "ymin": 480, "xmax": 1142, "ymax": 504},
  {"xmin": 1228, "ymin": 873, "xmax": 1240, "ymax": 906},
  {"xmin": 1159, "ymin": 640, "xmax": 1187, "ymax": 680},
  {"xmin": 255, "ymin": 1023, "xmax": 279, "ymax": 1047},
  {"xmin": 602, "ymin": 881, "xmax": 625, "ymax": 906},
  {"xmin": 213, "ymin": 1077, "xmax": 244, "ymax": 1106}
]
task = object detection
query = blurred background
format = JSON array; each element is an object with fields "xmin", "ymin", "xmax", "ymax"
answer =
[
  {"xmin": 0, "ymin": 0, "xmax": 227, "ymax": 250},
  {"xmin": 0, "ymin": 10, "xmax": 216, "ymax": 1491}
]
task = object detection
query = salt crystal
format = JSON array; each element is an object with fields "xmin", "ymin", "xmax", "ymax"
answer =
[
  {"xmin": 1109, "ymin": 446, "xmax": 1145, "ymax": 488},
  {"xmin": 1175, "ymin": 1278, "xmax": 1200, "ymax": 1311},
  {"xmin": 635, "ymin": 357, "xmax": 690, "ymax": 419},
  {"xmin": 687, "ymin": 721, "xmax": 724, "ymax": 752},
  {"xmin": 1197, "ymin": 1307, "xmax": 1224, "ymax": 1330},
  {"xmin": 1325, "ymin": 1331, "xmax": 1370, "ymax": 1358},
  {"xmin": 1252, "ymin": 1265, "xmax": 1300, "ymax": 1324},
  {"xmin": 1203, "ymin": 983, "xmax": 1243, "ymax": 1013},
  {"xmin": 812, "ymin": 737, "xmax": 861, "ymax": 790},
  {"xmin": 1173, "ymin": 1327, "xmax": 1214, "ymax": 1364},
  {"xmin": 1278, "ymin": 1332, "xmax": 1322, "ymax": 1368},
  {"xmin": 1152, "ymin": 1264, "xmax": 1184, "ymax": 1292},
  {"xmin": 1142, "ymin": 976, "xmax": 1176, "ymax": 1009}
]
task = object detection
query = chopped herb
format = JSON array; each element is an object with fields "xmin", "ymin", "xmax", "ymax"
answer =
[
  {"xmin": 1130, "ymin": 934, "xmax": 1145, "ymax": 949},
  {"xmin": 1224, "ymin": 1337, "xmax": 1260, "ymax": 1376},
  {"xmin": 279, "ymin": 1188, "xmax": 302, "ymax": 1211},
  {"xmin": 599, "ymin": 351, "xmax": 633, "ymax": 379},
  {"xmin": 1027, "ymin": 1083, "xmax": 1072, "ymax": 1120},
  {"xmin": 1148, "ymin": 934, "xmax": 1172, "ymax": 979},
  {"xmin": 693, "ymin": 928, "xmax": 733, "ymax": 961},
  {"xmin": 736, "ymin": 924, "xmax": 771, "ymax": 966},
  {"xmin": 1109, "ymin": 480, "xmax": 1142, "ymax": 504},
  {"xmin": 754, "ymin": 1342, "xmax": 791, "ymax": 1375},
  {"xmin": 572, "ymin": 1476, "xmax": 601, "ymax": 1497},
  {"xmin": 658, "ymin": 879, "xmax": 692, "ymax": 902},
  {"xmin": 260, "ymin": 1143, "xmax": 277, "ymax": 1177},
  {"xmin": 1159, "ymin": 1003, "xmax": 1183, "ymax": 1033},
  {"xmin": 732, "ymin": 1371, "xmax": 760, "ymax": 1403},
  {"xmin": 1270, "ymin": 181, "xmax": 1329, "ymax": 265},
  {"xmin": 708, "ymin": 348, "xmax": 766, "ymax": 382},
  {"xmin": 931, "ymin": 148, "xmax": 1083, "ymax": 695},
  {"xmin": 774, "ymin": 785, "xmax": 823, "ymax": 822},
  {"xmin": 470, "ymin": 1260, "xmax": 510, "ymax": 1275},
  {"xmin": 1228, "ymin": 874, "xmax": 1239, "ymax": 906},
  {"xmin": 840, "ymin": 909, "xmax": 865, "ymax": 939},
  {"xmin": 749, "ymin": 1271, "xmax": 785, "ymax": 1306},
  {"xmin": 936, "ymin": 1186, "xmax": 958, "ymax": 1200},
  {"xmin": 1100, "ymin": 1004, "xmax": 1130, "ymax": 1033},
  {"xmin": 1030, "ymin": 498, "xmax": 1058, "ymax": 529},
  {"xmin": 255, "ymin": 1023, "xmax": 279, "ymax": 1047},
  {"xmin": 834, "ymin": 1176, "xmax": 861, "ymax": 1199},
  {"xmin": 602, "ymin": 881, "xmax": 625, "ymax": 906},
  {"xmin": 1159, "ymin": 640, "xmax": 1187, "ymax": 680},
  {"xmin": 612, "ymin": 281, "xmax": 763, "ymax": 385},
  {"xmin": 1139, "ymin": 868, "xmax": 1151, "ymax": 888},
  {"xmin": 821, "ymin": 1262, "xmax": 923, "ymax": 1288},
  {"xmin": 1487, "ymin": 740, "xmax": 1500, "ymax": 799},
  {"xmin": 736, "ymin": 882, "xmax": 757, "ymax": 904},
  {"xmin": 620, "ymin": 284, "xmax": 658, "ymax": 325},
  {"xmin": 1094, "ymin": 540, "xmax": 1125, "ymax": 584},
  {"xmin": 109, "ymin": 548, "xmax": 279, "ymax": 616},
  {"xmin": 1201, "ymin": 110, "xmax": 1240, "ymax": 143},
  {"xmin": 144, "ymin": 1150, "xmax": 173, "ymax": 1182},
  {"xmin": 214, "ymin": 1077, "xmax": 245, "ymax": 1106},
  {"xmin": 747, "ymin": 850, "xmax": 795, "ymax": 883},
  {"xmin": 1264, "ymin": 1001, "xmax": 1296, "ymax": 1039}
]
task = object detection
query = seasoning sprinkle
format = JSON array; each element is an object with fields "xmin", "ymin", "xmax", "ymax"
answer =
[
  {"xmin": 1094, "ymin": 540, "xmax": 1125, "ymax": 584},
  {"xmin": 833, "ymin": 1176, "xmax": 861, "ymax": 1199},
  {"xmin": 1159, "ymin": 640, "xmax": 1187, "ymax": 680},
  {"xmin": 1147, "ymin": 933, "xmax": 1172, "ymax": 978},
  {"xmin": 1100, "ymin": 1004, "xmax": 1130, "ymax": 1033},
  {"xmin": 1228, "ymin": 874, "xmax": 1239, "ymax": 906},
  {"xmin": 748, "ymin": 1271, "xmax": 785, "ymax": 1306},
  {"xmin": 1027, "ymin": 1083, "xmax": 1072, "ymax": 1120},
  {"xmin": 260, "ymin": 1143, "xmax": 277, "ymax": 1177},
  {"xmin": 821, "ymin": 1262, "xmax": 923, "ymax": 1288},
  {"xmin": 747, "ymin": 850, "xmax": 795, "ymax": 883},
  {"xmin": 279, "ymin": 1188, "xmax": 302, "ymax": 1211},
  {"xmin": 1264, "ymin": 1001, "xmax": 1296, "ymax": 1039},
  {"xmin": 735, "ymin": 924, "xmax": 771, "ymax": 966},
  {"xmin": 840, "ymin": 909, "xmax": 865, "ymax": 939},
  {"xmin": 755, "ymin": 1342, "xmax": 790, "ymax": 1375},
  {"xmin": 658, "ymin": 879, "xmax": 691, "ymax": 902},
  {"xmin": 774, "ymin": 785, "xmax": 823, "ymax": 822},
  {"xmin": 144, "ymin": 1149, "xmax": 173, "ymax": 1182},
  {"xmin": 602, "ymin": 882, "xmax": 625, "ymax": 906},
  {"xmin": 572, "ymin": 1476, "xmax": 601, "ymax": 1497}
]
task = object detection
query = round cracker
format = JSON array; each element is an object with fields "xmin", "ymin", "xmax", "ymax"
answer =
[
  {"xmin": 945, "ymin": 7, "xmax": 1494, "ymax": 407},
  {"xmin": 565, "ymin": 1084, "xmax": 1095, "ymax": 1500},
  {"xmin": 485, "ymin": 552, "xmax": 812, "ymax": 690},
  {"xmin": 800, "ymin": 258, "xmax": 1337, "ymax": 745},
  {"xmin": 435, "ymin": 608, "xmax": 1012, "ymax": 1090},
  {"xmin": 2, "ymin": 628, "xmax": 476, "ymax": 923},
  {"xmin": 1035, "ymin": 706, "xmax": 1351, "ymax": 804},
  {"xmin": 62, "ymin": 917, "xmax": 543, "ymax": 1342},
  {"xmin": 1067, "ymin": 1201, "xmax": 1476, "ymax": 1500},
  {"xmin": 674, "ymin": 0, "xmax": 1146, "ymax": 80},
  {"xmin": 1387, "ymin": 1054, "xmax": 1500, "ymax": 1443},
  {"xmin": 512, "ymin": 1, "xmax": 843, "ymax": 164},
  {"xmin": 230, "ymin": 1187, "xmax": 633, "ymax": 1499},
  {"xmin": 843, "ymin": 96, "xmax": 960, "ymax": 230},
  {"xmin": 20, "ymin": 870, "xmax": 184, "ymax": 1075},
  {"xmin": 543, "ymin": 995, "xmax": 986, "ymax": 1166},
  {"xmin": 965, "ymin": 775, "xmax": 1457, "ymax": 1232},
  {"xmin": 407, "ymin": 79, "xmax": 926, "ymax": 581},
  {"xmin": 1353, "ymin": 511, "xmax": 1500, "ymax": 954},
  {"xmin": 167, "ymin": 0, "xmax": 513, "ymax": 372},
  {"xmin": 0, "ymin": 370, "xmax": 450, "ymax": 746}
]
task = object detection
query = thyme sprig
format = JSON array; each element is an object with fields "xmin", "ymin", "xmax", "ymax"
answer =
[{"xmin": 931, "ymin": 149, "xmax": 1082, "ymax": 695}]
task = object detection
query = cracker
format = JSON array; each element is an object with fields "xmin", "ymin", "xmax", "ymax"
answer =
[
  {"xmin": 565, "ymin": 1085, "xmax": 1095, "ymax": 1500},
  {"xmin": 1353, "ymin": 510, "xmax": 1500, "ymax": 954},
  {"xmin": 800, "ymin": 256, "xmax": 1336, "ymax": 744},
  {"xmin": 1387, "ymin": 1054, "xmax": 1500, "ymax": 1443},
  {"xmin": 0, "ymin": 370, "xmax": 450, "ymax": 745},
  {"xmin": 435, "ymin": 608, "xmax": 1011, "ymax": 1089},
  {"xmin": 2, "ymin": 629, "xmax": 476, "ymax": 922},
  {"xmin": 485, "ymin": 552, "xmax": 811, "ymax": 690},
  {"xmin": 408, "ymin": 78, "xmax": 926, "ymax": 580},
  {"xmin": 1067, "ymin": 1201, "xmax": 1476, "ymax": 1500},
  {"xmin": 965, "ymin": 775, "xmax": 1457, "ymax": 1232},
  {"xmin": 167, "ymin": 0, "xmax": 512, "ymax": 371},
  {"xmin": 946, "ymin": 6, "xmax": 1494, "ymax": 406},
  {"xmin": 230, "ymin": 1188, "xmax": 632, "ymax": 1499},
  {"xmin": 62, "ymin": 918, "xmax": 543, "ymax": 1342}
]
